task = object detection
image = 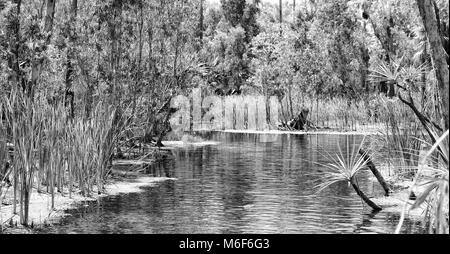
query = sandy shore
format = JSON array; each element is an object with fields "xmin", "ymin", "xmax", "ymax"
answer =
[
  {"xmin": 220, "ymin": 129, "xmax": 382, "ymax": 136},
  {"xmin": 367, "ymin": 165, "xmax": 427, "ymax": 220},
  {"xmin": 372, "ymin": 184, "xmax": 425, "ymax": 219},
  {"xmin": 0, "ymin": 175, "xmax": 176, "ymax": 233},
  {"xmin": 161, "ymin": 140, "xmax": 221, "ymax": 147}
]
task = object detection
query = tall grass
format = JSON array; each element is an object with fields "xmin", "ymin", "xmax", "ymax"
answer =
[
  {"xmin": 395, "ymin": 130, "xmax": 449, "ymax": 234},
  {"xmin": 0, "ymin": 89, "xmax": 125, "ymax": 226},
  {"xmin": 281, "ymin": 95, "xmax": 414, "ymax": 131},
  {"xmin": 0, "ymin": 100, "xmax": 12, "ymax": 230},
  {"xmin": 3, "ymin": 90, "xmax": 43, "ymax": 225},
  {"xmin": 376, "ymin": 97, "xmax": 423, "ymax": 180}
]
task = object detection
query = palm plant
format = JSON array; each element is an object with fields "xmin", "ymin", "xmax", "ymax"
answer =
[
  {"xmin": 314, "ymin": 136, "xmax": 382, "ymax": 211},
  {"xmin": 369, "ymin": 55, "xmax": 447, "ymax": 168},
  {"xmin": 395, "ymin": 130, "xmax": 449, "ymax": 234}
]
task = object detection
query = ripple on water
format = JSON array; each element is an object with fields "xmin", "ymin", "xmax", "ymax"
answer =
[{"xmin": 40, "ymin": 133, "xmax": 424, "ymax": 234}]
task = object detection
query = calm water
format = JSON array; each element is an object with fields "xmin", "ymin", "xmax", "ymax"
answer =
[{"xmin": 40, "ymin": 132, "xmax": 422, "ymax": 234}]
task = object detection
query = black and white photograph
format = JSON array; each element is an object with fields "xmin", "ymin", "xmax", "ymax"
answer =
[{"xmin": 0, "ymin": 0, "xmax": 448, "ymax": 240}]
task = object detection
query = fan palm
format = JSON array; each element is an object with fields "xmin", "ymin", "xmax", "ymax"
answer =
[{"xmin": 314, "ymin": 136, "xmax": 382, "ymax": 211}]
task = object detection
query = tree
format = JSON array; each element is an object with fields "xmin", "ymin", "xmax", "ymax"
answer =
[
  {"xmin": 64, "ymin": 0, "xmax": 77, "ymax": 118},
  {"xmin": 220, "ymin": 0, "xmax": 246, "ymax": 27},
  {"xmin": 416, "ymin": 0, "xmax": 449, "ymax": 130},
  {"xmin": 197, "ymin": 0, "xmax": 204, "ymax": 41},
  {"xmin": 29, "ymin": 0, "xmax": 57, "ymax": 99}
]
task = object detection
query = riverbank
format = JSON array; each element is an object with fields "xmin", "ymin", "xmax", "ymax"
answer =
[
  {"xmin": 221, "ymin": 128, "xmax": 383, "ymax": 136},
  {"xmin": 0, "ymin": 154, "xmax": 176, "ymax": 234},
  {"xmin": 1, "ymin": 136, "xmax": 221, "ymax": 234},
  {"xmin": 368, "ymin": 164, "xmax": 427, "ymax": 221}
]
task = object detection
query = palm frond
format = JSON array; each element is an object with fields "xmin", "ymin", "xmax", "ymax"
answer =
[{"xmin": 314, "ymin": 136, "xmax": 370, "ymax": 193}]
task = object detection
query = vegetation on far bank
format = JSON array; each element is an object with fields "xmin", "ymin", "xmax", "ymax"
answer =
[{"xmin": 0, "ymin": 0, "xmax": 448, "ymax": 233}]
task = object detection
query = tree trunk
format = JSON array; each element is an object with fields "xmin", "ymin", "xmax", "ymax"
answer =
[
  {"xmin": 288, "ymin": 84, "xmax": 293, "ymax": 119},
  {"xmin": 198, "ymin": 0, "xmax": 204, "ymax": 41},
  {"xmin": 359, "ymin": 41, "xmax": 370, "ymax": 92},
  {"xmin": 359, "ymin": 149, "xmax": 390, "ymax": 196},
  {"xmin": 7, "ymin": 0, "xmax": 22, "ymax": 92},
  {"xmin": 350, "ymin": 177, "xmax": 382, "ymax": 211},
  {"xmin": 293, "ymin": 0, "xmax": 296, "ymax": 24},
  {"xmin": 109, "ymin": 0, "xmax": 122, "ymax": 105},
  {"xmin": 29, "ymin": 0, "xmax": 56, "ymax": 99},
  {"xmin": 131, "ymin": 0, "xmax": 144, "ymax": 122},
  {"xmin": 279, "ymin": 0, "xmax": 282, "ymax": 24},
  {"xmin": 369, "ymin": 12, "xmax": 396, "ymax": 97},
  {"xmin": 44, "ymin": 0, "xmax": 56, "ymax": 34},
  {"xmin": 416, "ymin": 0, "xmax": 449, "ymax": 131},
  {"xmin": 65, "ymin": 0, "xmax": 77, "ymax": 119}
]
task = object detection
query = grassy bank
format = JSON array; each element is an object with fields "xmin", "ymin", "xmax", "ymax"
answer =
[
  {"xmin": 364, "ymin": 131, "xmax": 448, "ymax": 233},
  {"xmin": 0, "ymin": 89, "xmax": 178, "ymax": 233},
  {"xmin": 0, "ymin": 90, "xmax": 121, "ymax": 228},
  {"xmin": 0, "ymin": 154, "xmax": 176, "ymax": 234}
]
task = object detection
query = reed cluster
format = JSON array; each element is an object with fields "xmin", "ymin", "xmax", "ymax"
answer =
[
  {"xmin": 0, "ymin": 89, "xmax": 124, "ymax": 226},
  {"xmin": 283, "ymin": 95, "xmax": 415, "ymax": 131}
]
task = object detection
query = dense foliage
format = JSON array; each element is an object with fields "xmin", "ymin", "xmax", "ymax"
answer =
[
  {"xmin": 0, "ymin": 0, "xmax": 448, "ymax": 128},
  {"xmin": 0, "ymin": 0, "xmax": 448, "ymax": 232}
]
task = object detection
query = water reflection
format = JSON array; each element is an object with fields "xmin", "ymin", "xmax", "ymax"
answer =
[{"xmin": 40, "ymin": 132, "xmax": 423, "ymax": 234}]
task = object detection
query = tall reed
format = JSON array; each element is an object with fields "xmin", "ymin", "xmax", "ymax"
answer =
[
  {"xmin": 0, "ymin": 88, "xmax": 125, "ymax": 226},
  {"xmin": 283, "ymin": 95, "xmax": 413, "ymax": 131},
  {"xmin": 377, "ymin": 97, "xmax": 423, "ymax": 179}
]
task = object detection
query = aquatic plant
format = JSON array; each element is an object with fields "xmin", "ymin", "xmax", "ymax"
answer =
[
  {"xmin": 0, "ymin": 88, "xmax": 126, "ymax": 226},
  {"xmin": 0, "ymin": 101, "xmax": 12, "ymax": 231},
  {"xmin": 314, "ymin": 137, "xmax": 382, "ymax": 211}
]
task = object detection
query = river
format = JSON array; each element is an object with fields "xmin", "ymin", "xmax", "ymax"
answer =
[{"xmin": 39, "ymin": 132, "xmax": 422, "ymax": 234}]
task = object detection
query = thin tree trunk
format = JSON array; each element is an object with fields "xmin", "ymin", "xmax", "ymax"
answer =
[
  {"xmin": 288, "ymin": 84, "xmax": 293, "ymax": 119},
  {"xmin": 8, "ymin": 0, "xmax": 22, "ymax": 92},
  {"xmin": 293, "ymin": 0, "xmax": 296, "ymax": 23},
  {"xmin": 420, "ymin": 54, "xmax": 427, "ymax": 110},
  {"xmin": 350, "ymin": 177, "xmax": 382, "ymax": 211},
  {"xmin": 198, "ymin": 0, "xmax": 204, "ymax": 41},
  {"xmin": 279, "ymin": 0, "xmax": 282, "ymax": 23},
  {"xmin": 416, "ymin": 0, "xmax": 449, "ymax": 131},
  {"xmin": 65, "ymin": 0, "xmax": 77, "ymax": 119},
  {"xmin": 29, "ymin": 0, "xmax": 56, "ymax": 99},
  {"xmin": 279, "ymin": 0, "xmax": 283, "ymax": 36},
  {"xmin": 359, "ymin": 149, "xmax": 390, "ymax": 196},
  {"xmin": 131, "ymin": 1, "xmax": 144, "ymax": 121},
  {"xmin": 44, "ymin": 0, "xmax": 56, "ymax": 34}
]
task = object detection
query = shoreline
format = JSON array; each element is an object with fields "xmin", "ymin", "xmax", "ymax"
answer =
[
  {"xmin": 0, "ymin": 158, "xmax": 176, "ymax": 234},
  {"xmin": 367, "ymin": 165, "xmax": 427, "ymax": 222},
  {"xmin": 218, "ymin": 129, "xmax": 383, "ymax": 136}
]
